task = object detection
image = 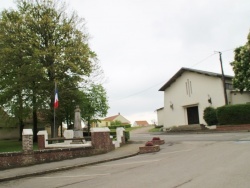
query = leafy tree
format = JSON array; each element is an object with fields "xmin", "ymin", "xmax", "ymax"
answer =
[
  {"xmin": 0, "ymin": 8, "xmax": 38, "ymax": 140},
  {"xmin": 231, "ymin": 32, "xmax": 250, "ymax": 92},
  {"xmin": 0, "ymin": 0, "xmax": 99, "ymax": 139},
  {"xmin": 81, "ymin": 84, "xmax": 109, "ymax": 135}
]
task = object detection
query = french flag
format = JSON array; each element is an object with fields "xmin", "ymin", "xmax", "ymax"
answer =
[{"xmin": 54, "ymin": 89, "xmax": 59, "ymax": 108}]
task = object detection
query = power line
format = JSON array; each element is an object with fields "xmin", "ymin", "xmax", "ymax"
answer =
[
  {"xmin": 190, "ymin": 53, "xmax": 216, "ymax": 68},
  {"xmin": 111, "ymin": 48, "xmax": 235, "ymax": 102},
  {"xmin": 111, "ymin": 81, "xmax": 165, "ymax": 102}
]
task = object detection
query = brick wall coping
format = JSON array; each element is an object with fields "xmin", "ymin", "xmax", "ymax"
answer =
[
  {"xmin": 91, "ymin": 127, "xmax": 110, "ymax": 132},
  {"xmin": 22, "ymin": 129, "xmax": 33, "ymax": 135},
  {"xmin": 45, "ymin": 142, "xmax": 92, "ymax": 148}
]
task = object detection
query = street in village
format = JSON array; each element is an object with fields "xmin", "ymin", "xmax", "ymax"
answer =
[{"xmin": 1, "ymin": 127, "xmax": 250, "ymax": 188}]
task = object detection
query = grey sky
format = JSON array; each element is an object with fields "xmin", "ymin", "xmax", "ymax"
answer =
[{"xmin": 1, "ymin": 0, "xmax": 250, "ymax": 124}]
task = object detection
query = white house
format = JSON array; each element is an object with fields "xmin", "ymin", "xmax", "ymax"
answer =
[{"xmin": 157, "ymin": 67, "xmax": 250, "ymax": 128}]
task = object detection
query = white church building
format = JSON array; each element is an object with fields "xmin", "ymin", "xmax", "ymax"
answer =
[{"xmin": 156, "ymin": 67, "xmax": 250, "ymax": 128}]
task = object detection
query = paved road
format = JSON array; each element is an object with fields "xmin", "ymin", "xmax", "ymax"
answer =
[{"xmin": 1, "ymin": 129, "xmax": 250, "ymax": 188}]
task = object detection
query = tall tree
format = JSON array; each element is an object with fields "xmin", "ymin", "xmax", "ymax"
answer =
[
  {"xmin": 231, "ymin": 32, "xmax": 250, "ymax": 92},
  {"xmin": 0, "ymin": 0, "xmax": 98, "ymax": 139},
  {"xmin": 0, "ymin": 9, "xmax": 37, "ymax": 140},
  {"xmin": 79, "ymin": 84, "xmax": 109, "ymax": 135}
]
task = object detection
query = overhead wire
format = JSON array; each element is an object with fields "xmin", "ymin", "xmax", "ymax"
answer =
[{"xmin": 111, "ymin": 48, "xmax": 235, "ymax": 102}]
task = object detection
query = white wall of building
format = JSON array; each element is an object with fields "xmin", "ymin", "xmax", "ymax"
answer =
[
  {"xmin": 156, "ymin": 108, "xmax": 164, "ymax": 126},
  {"xmin": 163, "ymin": 71, "xmax": 227, "ymax": 128},
  {"xmin": 114, "ymin": 115, "xmax": 130, "ymax": 124},
  {"xmin": 231, "ymin": 92, "xmax": 250, "ymax": 104}
]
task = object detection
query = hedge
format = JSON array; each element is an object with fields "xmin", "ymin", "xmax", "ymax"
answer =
[
  {"xmin": 110, "ymin": 130, "xmax": 130, "ymax": 142},
  {"xmin": 109, "ymin": 124, "xmax": 131, "ymax": 129},
  {"xmin": 217, "ymin": 104, "xmax": 250, "ymax": 125},
  {"xmin": 203, "ymin": 107, "xmax": 218, "ymax": 126}
]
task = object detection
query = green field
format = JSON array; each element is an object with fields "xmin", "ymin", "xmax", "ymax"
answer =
[{"xmin": 0, "ymin": 140, "xmax": 38, "ymax": 153}]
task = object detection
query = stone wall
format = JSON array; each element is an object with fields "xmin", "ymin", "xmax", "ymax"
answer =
[
  {"xmin": 216, "ymin": 124, "xmax": 250, "ymax": 131},
  {"xmin": 0, "ymin": 128, "xmax": 115, "ymax": 170},
  {"xmin": 91, "ymin": 132, "xmax": 115, "ymax": 152},
  {"xmin": 139, "ymin": 145, "xmax": 160, "ymax": 154}
]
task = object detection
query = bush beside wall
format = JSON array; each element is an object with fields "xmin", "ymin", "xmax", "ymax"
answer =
[
  {"xmin": 109, "ymin": 124, "xmax": 131, "ymax": 129},
  {"xmin": 109, "ymin": 130, "xmax": 130, "ymax": 142},
  {"xmin": 217, "ymin": 104, "xmax": 250, "ymax": 125},
  {"xmin": 203, "ymin": 107, "xmax": 218, "ymax": 126}
]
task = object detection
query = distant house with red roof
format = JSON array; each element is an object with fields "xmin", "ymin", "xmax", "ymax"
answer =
[
  {"xmin": 99, "ymin": 113, "xmax": 130, "ymax": 127},
  {"xmin": 133, "ymin": 120, "xmax": 149, "ymax": 127}
]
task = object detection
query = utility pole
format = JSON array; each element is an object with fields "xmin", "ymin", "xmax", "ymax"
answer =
[{"xmin": 217, "ymin": 51, "xmax": 228, "ymax": 105}]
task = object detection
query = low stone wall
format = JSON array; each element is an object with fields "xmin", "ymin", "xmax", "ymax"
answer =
[
  {"xmin": 216, "ymin": 124, "xmax": 250, "ymax": 131},
  {"xmin": 152, "ymin": 140, "xmax": 165, "ymax": 145},
  {"xmin": 139, "ymin": 145, "xmax": 160, "ymax": 154},
  {"xmin": 0, "ymin": 128, "xmax": 115, "ymax": 170}
]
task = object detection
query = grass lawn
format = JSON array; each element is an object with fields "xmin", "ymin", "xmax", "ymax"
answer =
[
  {"xmin": 148, "ymin": 127, "xmax": 163, "ymax": 132},
  {"xmin": 0, "ymin": 139, "xmax": 38, "ymax": 153}
]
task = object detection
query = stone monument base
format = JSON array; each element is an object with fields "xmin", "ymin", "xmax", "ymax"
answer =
[
  {"xmin": 74, "ymin": 130, "xmax": 83, "ymax": 138},
  {"xmin": 71, "ymin": 130, "xmax": 85, "ymax": 144}
]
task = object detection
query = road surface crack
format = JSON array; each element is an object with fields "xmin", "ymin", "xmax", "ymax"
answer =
[{"xmin": 172, "ymin": 179, "xmax": 192, "ymax": 188}]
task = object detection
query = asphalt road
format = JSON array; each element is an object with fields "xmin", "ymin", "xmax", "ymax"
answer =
[{"xmin": 1, "ymin": 130, "xmax": 250, "ymax": 188}]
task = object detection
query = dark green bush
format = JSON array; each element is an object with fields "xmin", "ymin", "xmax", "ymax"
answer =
[
  {"xmin": 109, "ymin": 124, "xmax": 131, "ymax": 129},
  {"xmin": 109, "ymin": 130, "xmax": 130, "ymax": 142},
  {"xmin": 203, "ymin": 107, "xmax": 218, "ymax": 126},
  {"xmin": 217, "ymin": 104, "xmax": 250, "ymax": 125},
  {"xmin": 124, "ymin": 131, "xmax": 130, "ymax": 142},
  {"xmin": 109, "ymin": 131, "xmax": 116, "ymax": 138}
]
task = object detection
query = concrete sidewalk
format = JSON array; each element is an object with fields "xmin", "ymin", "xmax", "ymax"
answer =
[{"xmin": 0, "ymin": 141, "xmax": 143, "ymax": 182}]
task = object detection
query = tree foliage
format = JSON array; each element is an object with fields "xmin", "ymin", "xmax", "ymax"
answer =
[
  {"xmin": 231, "ymin": 32, "xmax": 250, "ymax": 92},
  {"xmin": 0, "ymin": 0, "xmax": 108, "ymax": 139},
  {"xmin": 80, "ymin": 84, "xmax": 109, "ymax": 135}
]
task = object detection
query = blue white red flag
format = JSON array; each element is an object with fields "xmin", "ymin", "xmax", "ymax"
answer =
[{"xmin": 54, "ymin": 89, "xmax": 59, "ymax": 108}]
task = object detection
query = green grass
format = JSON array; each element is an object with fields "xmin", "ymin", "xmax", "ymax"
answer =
[
  {"xmin": 109, "ymin": 126, "xmax": 141, "ymax": 132},
  {"xmin": 0, "ymin": 139, "xmax": 38, "ymax": 153},
  {"xmin": 148, "ymin": 127, "xmax": 163, "ymax": 132},
  {"xmin": 125, "ymin": 127, "xmax": 142, "ymax": 131}
]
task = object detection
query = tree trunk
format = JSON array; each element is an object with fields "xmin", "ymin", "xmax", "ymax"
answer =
[
  {"xmin": 87, "ymin": 117, "xmax": 91, "ymax": 136},
  {"xmin": 33, "ymin": 109, "xmax": 38, "ymax": 142},
  {"xmin": 18, "ymin": 119, "xmax": 24, "ymax": 141}
]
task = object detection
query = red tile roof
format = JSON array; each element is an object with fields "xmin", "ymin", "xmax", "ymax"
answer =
[
  {"xmin": 104, "ymin": 115, "xmax": 119, "ymax": 121},
  {"xmin": 135, "ymin": 121, "xmax": 149, "ymax": 126}
]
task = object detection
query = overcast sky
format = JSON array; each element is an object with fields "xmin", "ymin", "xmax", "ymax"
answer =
[{"xmin": 1, "ymin": 0, "xmax": 250, "ymax": 124}]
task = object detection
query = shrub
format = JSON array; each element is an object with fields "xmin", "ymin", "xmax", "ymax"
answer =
[
  {"xmin": 203, "ymin": 107, "xmax": 218, "ymax": 126},
  {"xmin": 124, "ymin": 124, "xmax": 131, "ymax": 128},
  {"xmin": 109, "ymin": 131, "xmax": 116, "ymax": 139},
  {"xmin": 217, "ymin": 104, "xmax": 250, "ymax": 125},
  {"xmin": 109, "ymin": 124, "xmax": 131, "ymax": 129},
  {"xmin": 124, "ymin": 131, "xmax": 130, "ymax": 142},
  {"xmin": 110, "ymin": 130, "xmax": 130, "ymax": 142}
]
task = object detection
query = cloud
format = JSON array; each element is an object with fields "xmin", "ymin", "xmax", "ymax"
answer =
[{"xmin": 1, "ymin": 0, "xmax": 250, "ymax": 124}]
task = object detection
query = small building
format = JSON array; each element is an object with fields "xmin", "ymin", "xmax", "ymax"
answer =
[
  {"xmin": 133, "ymin": 120, "xmax": 149, "ymax": 127},
  {"xmin": 155, "ymin": 107, "xmax": 164, "ymax": 127},
  {"xmin": 99, "ymin": 113, "xmax": 130, "ymax": 127}
]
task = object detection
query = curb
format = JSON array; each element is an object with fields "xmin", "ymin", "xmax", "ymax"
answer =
[
  {"xmin": 0, "ymin": 152, "xmax": 139, "ymax": 183},
  {"xmin": 158, "ymin": 130, "xmax": 250, "ymax": 135}
]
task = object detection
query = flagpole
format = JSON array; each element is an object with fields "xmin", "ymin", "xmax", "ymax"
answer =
[{"xmin": 53, "ymin": 81, "xmax": 56, "ymax": 138}]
